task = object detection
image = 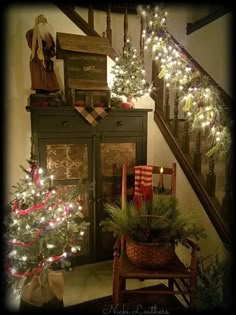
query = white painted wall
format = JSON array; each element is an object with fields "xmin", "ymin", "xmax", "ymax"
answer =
[
  {"xmin": 186, "ymin": 12, "xmax": 232, "ymax": 96},
  {"xmin": 166, "ymin": 6, "xmax": 232, "ymax": 96},
  {"xmin": 5, "ymin": 5, "xmax": 227, "ymax": 266},
  {"xmin": 150, "ymin": 123, "xmax": 227, "ymax": 262},
  {"xmin": 167, "ymin": 5, "xmax": 188, "ymax": 47}
]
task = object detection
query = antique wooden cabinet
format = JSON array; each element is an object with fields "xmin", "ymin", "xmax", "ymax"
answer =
[{"xmin": 26, "ymin": 106, "xmax": 150, "ymax": 265}]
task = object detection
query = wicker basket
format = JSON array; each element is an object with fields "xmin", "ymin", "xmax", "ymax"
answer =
[
  {"xmin": 125, "ymin": 214, "xmax": 175, "ymax": 269},
  {"xmin": 126, "ymin": 239, "xmax": 175, "ymax": 269}
]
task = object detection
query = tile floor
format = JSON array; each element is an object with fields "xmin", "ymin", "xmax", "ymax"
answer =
[{"xmin": 5, "ymin": 260, "xmax": 162, "ymax": 311}]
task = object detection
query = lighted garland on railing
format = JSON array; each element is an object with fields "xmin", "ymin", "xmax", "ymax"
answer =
[{"xmin": 137, "ymin": 5, "xmax": 232, "ymax": 160}]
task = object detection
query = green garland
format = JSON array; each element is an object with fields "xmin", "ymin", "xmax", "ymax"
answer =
[
  {"xmin": 100, "ymin": 194, "xmax": 206, "ymax": 247},
  {"xmin": 196, "ymin": 250, "xmax": 232, "ymax": 310},
  {"xmin": 137, "ymin": 5, "xmax": 232, "ymax": 161}
]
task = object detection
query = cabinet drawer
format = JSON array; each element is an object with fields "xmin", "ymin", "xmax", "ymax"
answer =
[
  {"xmin": 96, "ymin": 116, "xmax": 144, "ymax": 132},
  {"xmin": 37, "ymin": 115, "xmax": 91, "ymax": 133}
]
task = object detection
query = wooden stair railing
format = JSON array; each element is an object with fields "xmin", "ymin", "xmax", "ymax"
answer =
[
  {"xmin": 54, "ymin": 3, "xmax": 118, "ymax": 60},
  {"xmin": 88, "ymin": 5, "xmax": 94, "ymax": 29},
  {"xmin": 55, "ymin": 4, "xmax": 100, "ymax": 37},
  {"xmin": 106, "ymin": 4, "xmax": 112, "ymax": 45},
  {"xmin": 187, "ymin": 6, "xmax": 232, "ymax": 35},
  {"xmin": 55, "ymin": 4, "xmax": 232, "ymax": 247},
  {"xmin": 153, "ymin": 99, "xmax": 231, "ymax": 246},
  {"xmin": 151, "ymin": 29, "xmax": 232, "ymax": 247},
  {"xmin": 164, "ymin": 28, "xmax": 232, "ymax": 106}
]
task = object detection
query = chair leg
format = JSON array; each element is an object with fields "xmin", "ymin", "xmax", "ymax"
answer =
[
  {"xmin": 120, "ymin": 277, "xmax": 125, "ymax": 290},
  {"xmin": 189, "ymin": 284, "xmax": 197, "ymax": 309},
  {"xmin": 189, "ymin": 247, "xmax": 198, "ymax": 309},
  {"xmin": 112, "ymin": 275, "xmax": 120, "ymax": 306},
  {"xmin": 112, "ymin": 254, "xmax": 121, "ymax": 306},
  {"xmin": 168, "ymin": 278, "xmax": 174, "ymax": 290}
]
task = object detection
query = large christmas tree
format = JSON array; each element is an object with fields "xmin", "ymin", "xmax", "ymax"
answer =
[
  {"xmin": 111, "ymin": 38, "xmax": 151, "ymax": 106},
  {"xmin": 4, "ymin": 156, "xmax": 90, "ymax": 302}
]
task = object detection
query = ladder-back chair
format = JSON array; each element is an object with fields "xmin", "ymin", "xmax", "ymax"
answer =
[{"xmin": 112, "ymin": 162, "xmax": 199, "ymax": 309}]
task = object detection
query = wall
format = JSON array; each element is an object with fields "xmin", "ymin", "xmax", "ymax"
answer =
[
  {"xmin": 167, "ymin": 5, "xmax": 188, "ymax": 46},
  {"xmin": 151, "ymin": 123, "xmax": 227, "ymax": 261},
  {"xmin": 5, "ymin": 5, "xmax": 227, "ymax": 263},
  {"xmin": 187, "ymin": 12, "xmax": 232, "ymax": 96},
  {"xmin": 5, "ymin": 5, "xmax": 85, "ymax": 201},
  {"xmin": 187, "ymin": 5, "xmax": 223, "ymax": 24}
]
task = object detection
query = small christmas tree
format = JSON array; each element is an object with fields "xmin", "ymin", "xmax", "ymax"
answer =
[
  {"xmin": 111, "ymin": 38, "xmax": 151, "ymax": 108},
  {"xmin": 4, "ymin": 155, "xmax": 90, "ymax": 306}
]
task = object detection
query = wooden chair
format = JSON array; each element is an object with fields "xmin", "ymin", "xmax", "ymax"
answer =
[{"xmin": 112, "ymin": 162, "xmax": 199, "ymax": 309}]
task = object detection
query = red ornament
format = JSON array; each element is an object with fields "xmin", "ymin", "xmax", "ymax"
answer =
[{"xmin": 121, "ymin": 102, "xmax": 134, "ymax": 109}]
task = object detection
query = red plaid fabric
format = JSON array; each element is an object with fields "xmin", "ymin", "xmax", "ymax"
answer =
[
  {"xmin": 133, "ymin": 165, "xmax": 153, "ymax": 209},
  {"xmin": 74, "ymin": 106, "xmax": 111, "ymax": 127}
]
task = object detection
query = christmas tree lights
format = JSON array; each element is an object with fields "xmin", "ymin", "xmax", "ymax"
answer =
[
  {"xmin": 4, "ymin": 157, "xmax": 90, "ymax": 297},
  {"xmin": 111, "ymin": 38, "xmax": 152, "ymax": 107}
]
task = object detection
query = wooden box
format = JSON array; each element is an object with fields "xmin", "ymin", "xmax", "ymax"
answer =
[
  {"xmin": 56, "ymin": 33, "xmax": 113, "ymax": 105},
  {"xmin": 70, "ymin": 88, "xmax": 110, "ymax": 107}
]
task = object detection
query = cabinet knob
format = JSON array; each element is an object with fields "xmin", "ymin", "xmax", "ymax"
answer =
[
  {"xmin": 62, "ymin": 120, "xmax": 70, "ymax": 127},
  {"xmin": 117, "ymin": 120, "xmax": 124, "ymax": 127}
]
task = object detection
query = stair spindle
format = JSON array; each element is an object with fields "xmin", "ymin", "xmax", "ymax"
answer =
[
  {"xmin": 106, "ymin": 4, "xmax": 112, "ymax": 45},
  {"xmin": 164, "ymin": 84, "xmax": 170, "ymax": 122},
  {"xmin": 123, "ymin": 7, "xmax": 128, "ymax": 53},
  {"xmin": 172, "ymin": 91, "xmax": 179, "ymax": 136},
  {"xmin": 140, "ymin": 13, "xmax": 144, "ymax": 66},
  {"xmin": 182, "ymin": 115, "xmax": 190, "ymax": 153},
  {"xmin": 206, "ymin": 156, "xmax": 216, "ymax": 196},
  {"xmin": 88, "ymin": 5, "xmax": 94, "ymax": 29},
  {"xmin": 193, "ymin": 130, "xmax": 202, "ymax": 173},
  {"xmin": 221, "ymin": 152, "xmax": 233, "ymax": 224},
  {"xmin": 152, "ymin": 61, "xmax": 164, "ymax": 112}
]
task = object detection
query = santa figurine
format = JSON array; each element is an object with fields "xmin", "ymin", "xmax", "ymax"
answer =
[{"xmin": 26, "ymin": 15, "xmax": 60, "ymax": 94}]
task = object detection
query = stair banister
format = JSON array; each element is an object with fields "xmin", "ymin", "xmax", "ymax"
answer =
[
  {"xmin": 88, "ymin": 5, "xmax": 94, "ymax": 29},
  {"xmin": 123, "ymin": 7, "xmax": 128, "ymax": 52},
  {"xmin": 163, "ymin": 28, "xmax": 231, "ymax": 106},
  {"xmin": 106, "ymin": 4, "xmax": 112, "ymax": 45},
  {"xmin": 140, "ymin": 13, "xmax": 145, "ymax": 65},
  {"xmin": 55, "ymin": 4, "xmax": 100, "ymax": 37},
  {"xmin": 151, "ymin": 23, "xmax": 232, "ymax": 246}
]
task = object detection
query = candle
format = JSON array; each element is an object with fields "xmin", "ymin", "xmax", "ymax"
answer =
[
  {"xmin": 160, "ymin": 167, "xmax": 163, "ymax": 186},
  {"xmin": 158, "ymin": 167, "xmax": 164, "ymax": 192}
]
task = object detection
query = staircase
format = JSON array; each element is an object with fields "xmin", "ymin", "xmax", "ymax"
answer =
[{"xmin": 55, "ymin": 4, "xmax": 232, "ymax": 248}]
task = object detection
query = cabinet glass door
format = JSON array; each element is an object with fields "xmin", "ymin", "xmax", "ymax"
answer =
[
  {"xmin": 38, "ymin": 137, "xmax": 94, "ymax": 265},
  {"xmin": 95, "ymin": 136, "xmax": 144, "ymax": 261}
]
